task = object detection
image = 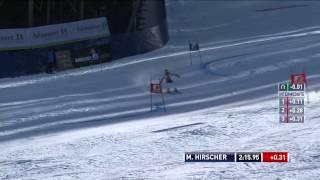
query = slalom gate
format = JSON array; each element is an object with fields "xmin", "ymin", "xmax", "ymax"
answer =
[
  {"xmin": 278, "ymin": 72, "xmax": 308, "ymax": 123},
  {"xmin": 150, "ymin": 80, "xmax": 166, "ymax": 112}
]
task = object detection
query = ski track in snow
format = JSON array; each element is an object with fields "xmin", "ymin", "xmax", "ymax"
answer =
[
  {"xmin": 1, "ymin": 1, "xmax": 320, "ymax": 179},
  {"xmin": 2, "ymin": 29, "xmax": 320, "ymax": 140}
]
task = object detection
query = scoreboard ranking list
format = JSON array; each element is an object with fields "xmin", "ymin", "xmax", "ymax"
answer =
[
  {"xmin": 185, "ymin": 152, "xmax": 289, "ymax": 163},
  {"xmin": 278, "ymin": 82, "xmax": 305, "ymax": 123}
]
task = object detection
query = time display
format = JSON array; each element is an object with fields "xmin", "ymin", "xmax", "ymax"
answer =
[{"xmin": 278, "ymin": 82, "xmax": 304, "ymax": 123}]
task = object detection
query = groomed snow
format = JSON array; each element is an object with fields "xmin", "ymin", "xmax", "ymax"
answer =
[{"xmin": 1, "ymin": 1, "xmax": 320, "ymax": 179}]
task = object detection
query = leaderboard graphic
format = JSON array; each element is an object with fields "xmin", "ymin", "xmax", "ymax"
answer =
[
  {"xmin": 185, "ymin": 152, "xmax": 289, "ymax": 163},
  {"xmin": 278, "ymin": 72, "xmax": 306, "ymax": 123}
]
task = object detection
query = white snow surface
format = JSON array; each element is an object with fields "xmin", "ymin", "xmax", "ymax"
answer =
[{"xmin": 1, "ymin": 1, "xmax": 320, "ymax": 179}]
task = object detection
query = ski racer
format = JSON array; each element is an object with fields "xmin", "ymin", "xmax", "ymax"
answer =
[{"xmin": 160, "ymin": 69, "xmax": 181, "ymax": 93}]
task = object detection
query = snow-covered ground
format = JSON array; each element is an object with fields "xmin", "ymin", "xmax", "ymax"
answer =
[{"xmin": 1, "ymin": 1, "xmax": 320, "ymax": 179}]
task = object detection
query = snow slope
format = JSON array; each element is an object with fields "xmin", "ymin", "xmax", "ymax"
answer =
[
  {"xmin": 1, "ymin": 1, "xmax": 320, "ymax": 179},
  {"xmin": 1, "ymin": 93, "xmax": 320, "ymax": 179}
]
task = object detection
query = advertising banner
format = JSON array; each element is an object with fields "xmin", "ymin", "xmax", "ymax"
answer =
[{"xmin": 0, "ymin": 17, "xmax": 110, "ymax": 51}]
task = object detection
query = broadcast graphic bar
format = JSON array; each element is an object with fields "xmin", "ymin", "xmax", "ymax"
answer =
[{"xmin": 185, "ymin": 152, "xmax": 289, "ymax": 163}]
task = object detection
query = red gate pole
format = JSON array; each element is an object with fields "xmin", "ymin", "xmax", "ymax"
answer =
[
  {"xmin": 302, "ymin": 72, "xmax": 309, "ymax": 104},
  {"xmin": 150, "ymin": 81, "xmax": 166, "ymax": 112},
  {"xmin": 291, "ymin": 72, "xmax": 309, "ymax": 103}
]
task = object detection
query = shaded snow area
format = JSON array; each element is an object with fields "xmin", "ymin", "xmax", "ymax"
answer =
[
  {"xmin": 1, "ymin": 1, "xmax": 320, "ymax": 179},
  {"xmin": 1, "ymin": 94, "xmax": 320, "ymax": 179}
]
